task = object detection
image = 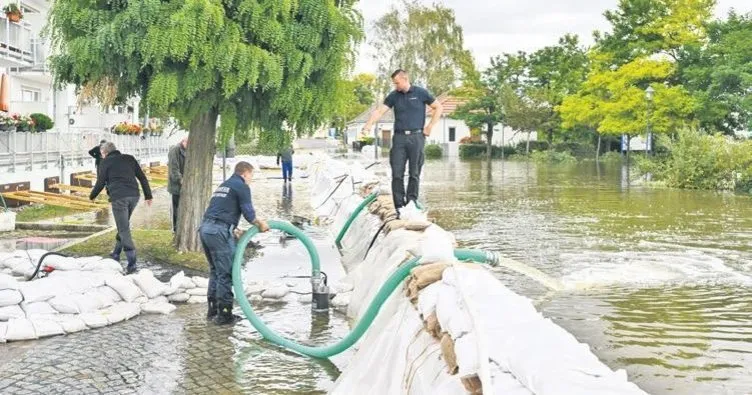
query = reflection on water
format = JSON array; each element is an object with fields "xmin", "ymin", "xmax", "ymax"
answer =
[{"xmin": 422, "ymin": 159, "xmax": 752, "ymax": 394}]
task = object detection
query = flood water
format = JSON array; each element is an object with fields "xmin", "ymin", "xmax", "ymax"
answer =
[{"xmin": 421, "ymin": 159, "xmax": 752, "ymax": 394}]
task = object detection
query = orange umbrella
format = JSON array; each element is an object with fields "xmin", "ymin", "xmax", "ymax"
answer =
[{"xmin": 0, "ymin": 73, "xmax": 8, "ymax": 112}]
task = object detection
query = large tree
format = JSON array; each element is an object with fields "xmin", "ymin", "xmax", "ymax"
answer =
[
  {"xmin": 370, "ymin": 0, "xmax": 469, "ymax": 94},
  {"xmin": 47, "ymin": 0, "xmax": 363, "ymax": 251},
  {"xmin": 330, "ymin": 73, "xmax": 378, "ymax": 135}
]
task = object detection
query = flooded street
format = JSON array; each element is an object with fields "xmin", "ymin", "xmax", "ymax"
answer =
[{"xmin": 422, "ymin": 159, "xmax": 752, "ymax": 394}]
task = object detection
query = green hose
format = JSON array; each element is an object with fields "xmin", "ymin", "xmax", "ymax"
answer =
[
  {"xmin": 232, "ymin": 220, "xmax": 498, "ymax": 358},
  {"xmin": 334, "ymin": 191, "xmax": 378, "ymax": 249}
]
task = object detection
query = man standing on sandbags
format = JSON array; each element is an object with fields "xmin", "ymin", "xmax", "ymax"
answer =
[
  {"xmin": 361, "ymin": 69, "xmax": 443, "ymax": 212},
  {"xmin": 199, "ymin": 161, "xmax": 270, "ymax": 325},
  {"xmin": 167, "ymin": 137, "xmax": 188, "ymax": 232},
  {"xmin": 90, "ymin": 142, "xmax": 152, "ymax": 274}
]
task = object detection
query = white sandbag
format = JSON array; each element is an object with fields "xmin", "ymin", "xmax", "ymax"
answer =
[
  {"xmin": 83, "ymin": 258, "xmax": 122, "ymax": 273},
  {"xmin": 167, "ymin": 293, "xmax": 190, "ymax": 303},
  {"xmin": 0, "ymin": 273, "xmax": 19, "ymax": 290},
  {"xmin": 105, "ymin": 275, "xmax": 143, "ymax": 302},
  {"xmin": 39, "ymin": 255, "xmax": 79, "ymax": 271},
  {"xmin": 176, "ymin": 274, "xmax": 196, "ymax": 289},
  {"xmin": 21, "ymin": 301, "xmax": 58, "ymax": 316},
  {"xmin": 455, "ymin": 332, "xmax": 481, "ymax": 377},
  {"xmin": 134, "ymin": 296, "xmax": 148, "ymax": 304},
  {"xmin": 7, "ymin": 257, "xmax": 35, "ymax": 278},
  {"xmin": 191, "ymin": 276, "xmax": 209, "ymax": 288},
  {"xmin": 5, "ymin": 318, "xmax": 37, "ymax": 341},
  {"xmin": 149, "ymin": 296, "xmax": 168, "ymax": 304},
  {"xmin": 31, "ymin": 318, "xmax": 65, "ymax": 338},
  {"xmin": 51, "ymin": 271, "xmax": 107, "ymax": 294},
  {"xmin": 80, "ymin": 312, "xmax": 109, "ymax": 328},
  {"xmin": 141, "ymin": 301, "xmax": 176, "ymax": 315},
  {"xmin": 331, "ymin": 292, "xmax": 351, "ymax": 310},
  {"xmin": 18, "ymin": 279, "xmax": 61, "ymax": 303},
  {"xmin": 416, "ymin": 282, "xmax": 445, "ymax": 318},
  {"xmin": 100, "ymin": 305, "xmax": 128, "ymax": 324},
  {"xmin": 244, "ymin": 284, "xmax": 266, "ymax": 295},
  {"xmin": 131, "ymin": 270, "xmax": 168, "ymax": 299},
  {"xmin": 53, "ymin": 314, "xmax": 88, "ymax": 334},
  {"xmin": 187, "ymin": 295, "xmax": 205, "ymax": 304},
  {"xmin": 332, "ymin": 281, "xmax": 354, "ymax": 294},
  {"xmin": 0, "ymin": 305, "xmax": 25, "ymax": 321},
  {"xmin": 49, "ymin": 295, "xmax": 80, "ymax": 314},
  {"xmin": 0, "ymin": 321, "xmax": 6, "ymax": 343},
  {"xmin": 297, "ymin": 294, "xmax": 311, "ymax": 304},
  {"xmin": 119, "ymin": 302, "xmax": 141, "ymax": 320},
  {"xmin": 406, "ymin": 225, "xmax": 455, "ymax": 264},
  {"xmin": 97, "ymin": 286, "xmax": 123, "ymax": 306},
  {"xmin": 0, "ymin": 289, "xmax": 22, "ymax": 306},
  {"xmin": 261, "ymin": 287, "xmax": 289, "ymax": 300},
  {"xmin": 435, "ymin": 287, "xmax": 472, "ymax": 340},
  {"xmin": 186, "ymin": 287, "xmax": 208, "ymax": 296},
  {"xmin": 73, "ymin": 293, "xmax": 103, "ymax": 314}
]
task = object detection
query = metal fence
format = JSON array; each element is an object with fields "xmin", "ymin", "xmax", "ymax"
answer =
[{"xmin": 0, "ymin": 129, "xmax": 170, "ymax": 173}]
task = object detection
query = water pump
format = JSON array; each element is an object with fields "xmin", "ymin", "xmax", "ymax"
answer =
[{"xmin": 311, "ymin": 272, "xmax": 330, "ymax": 312}]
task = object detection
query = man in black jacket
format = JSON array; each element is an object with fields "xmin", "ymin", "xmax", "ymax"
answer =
[
  {"xmin": 88, "ymin": 140, "xmax": 107, "ymax": 169},
  {"xmin": 90, "ymin": 142, "xmax": 153, "ymax": 274}
]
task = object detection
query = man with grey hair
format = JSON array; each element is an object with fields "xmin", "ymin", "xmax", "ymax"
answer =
[{"xmin": 90, "ymin": 142, "xmax": 153, "ymax": 274}]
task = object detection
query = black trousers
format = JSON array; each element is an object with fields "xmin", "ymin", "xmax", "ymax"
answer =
[
  {"xmin": 111, "ymin": 196, "xmax": 139, "ymax": 253},
  {"xmin": 389, "ymin": 131, "xmax": 425, "ymax": 209},
  {"xmin": 172, "ymin": 194, "xmax": 180, "ymax": 232}
]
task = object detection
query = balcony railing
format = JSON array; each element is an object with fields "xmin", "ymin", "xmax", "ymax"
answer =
[{"xmin": 0, "ymin": 15, "xmax": 34, "ymax": 65}]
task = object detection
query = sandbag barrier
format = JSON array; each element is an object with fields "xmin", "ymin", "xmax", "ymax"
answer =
[
  {"xmin": 0, "ymin": 249, "xmax": 213, "ymax": 343},
  {"xmin": 304, "ymin": 154, "xmax": 647, "ymax": 394}
]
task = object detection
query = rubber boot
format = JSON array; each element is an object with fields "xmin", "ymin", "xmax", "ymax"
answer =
[
  {"xmin": 125, "ymin": 250, "xmax": 137, "ymax": 274},
  {"xmin": 110, "ymin": 243, "xmax": 122, "ymax": 262},
  {"xmin": 207, "ymin": 297, "xmax": 217, "ymax": 320},
  {"xmin": 213, "ymin": 303, "xmax": 242, "ymax": 326}
]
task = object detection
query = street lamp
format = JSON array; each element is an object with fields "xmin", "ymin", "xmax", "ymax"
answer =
[{"xmin": 645, "ymin": 86, "xmax": 655, "ymax": 156}]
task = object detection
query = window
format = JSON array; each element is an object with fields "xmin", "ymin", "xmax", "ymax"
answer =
[
  {"xmin": 449, "ymin": 127, "xmax": 456, "ymax": 142},
  {"xmin": 21, "ymin": 86, "xmax": 41, "ymax": 102}
]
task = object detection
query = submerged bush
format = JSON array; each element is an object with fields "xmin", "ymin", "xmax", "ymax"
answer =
[
  {"xmin": 424, "ymin": 144, "xmax": 443, "ymax": 159},
  {"xmin": 530, "ymin": 150, "xmax": 577, "ymax": 164}
]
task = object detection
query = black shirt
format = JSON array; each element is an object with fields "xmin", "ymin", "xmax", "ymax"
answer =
[
  {"xmin": 90, "ymin": 151, "xmax": 153, "ymax": 202},
  {"xmin": 202, "ymin": 174, "xmax": 256, "ymax": 227},
  {"xmin": 383, "ymin": 85, "xmax": 436, "ymax": 131}
]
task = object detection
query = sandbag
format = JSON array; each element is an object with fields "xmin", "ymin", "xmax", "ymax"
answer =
[
  {"xmin": 48, "ymin": 295, "xmax": 80, "ymax": 314},
  {"xmin": 83, "ymin": 258, "xmax": 122, "ymax": 273},
  {"xmin": 40, "ymin": 255, "xmax": 80, "ymax": 271},
  {"xmin": 80, "ymin": 312, "xmax": 108, "ymax": 328},
  {"xmin": 0, "ymin": 305, "xmax": 25, "ymax": 321},
  {"xmin": 149, "ymin": 296, "xmax": 169, "ymax": 304},
  {"xmin": 21, "ymin": 301, "xmax": 57, "ymax": 316},
  {"xmin": 261, "ymin": 287, "xmax": 289, "ymax": 299},
  {"xmin": 131, "ymin": 270, "xmax": 168, "ymax": 299},
  {"xmin": 405, "ymin": 220, "xmax": 432, "ymax": 231},
  {"xmin": 331, "ymin": 292, "xmax": 351, "ymax": 310},
  {"xmin": 0, "ymin": 289, "xmax": 22, "ymax": 307},
  {"xmin": 53, "ymin": 315, "xmax": 88, "ymax": 334},
  {"xmin": 455, "ymin": 332, "xmax": 481, "ymax": 377},
  {"xmin": 368, "ymin": 201, "xmax": 381, "ymax": 214},
  {"xmin": 0, "ymin": 322, "xmax": 6, "ymax": 343},
  {"xmin": 167, "ymin": 293, "xmax": 190, "ymax": 303},
  {"xmin": 441, "ymin": 333, "xmax": 459, "ymax": 375},
  {"xmin": 141, "ymin": 301, "xmax": 176, "ymax": 315},
  {"xmin": 406, "ymin": 280, "xmax": 420, "ymax": 305},
  {"xmin": 31, "ymin": 318, "xmax": 65, "ymax": 338},
  {"xmin": 105, "ymin": 275, "xmax": 143, "ymax": 302},
  {"xmin": 187, "ymin": 295, "xmax": 205, "ymax": 304},
  {"xmin": 73, "ymin": 292, "xmax": 104, "ymax": 314},
  {"xmin": 172, "ymin": 272, "xmax": 195, "ymax": 289},
  {"xmin": 186, "ymin": 287, "xmax": 208, "ymax": 296},
  {"xmin": 0, "ymin": 273, "xmax": 19, "ymax": 290},
  {"xmin": 96, "ymin": 286, "xmax": 123, "ymax": 306},
  {"xmin": 424, "ymin": 312, "xmax": 442, "ymax": 339},
  {"xmin": 411, "ymin": 262, "xmax": 450, "ymax": 289},
  {"xmin": 417, "ymin": 282, "xmax": 444, "ymax": 318},
  {"xmin": 5, "ymin": 318, "xmax": 37, "ymax": 341},
  {"xmin": 385, "ymin": 220, "xmax": 407, "ymax": 233},
  {"xmin": 461, "ymin": 375, "xmax": 483, "ymax": 395},
  {"xmin": 191, "ymin": 276, "xmax": 209, "ymax": 288}
]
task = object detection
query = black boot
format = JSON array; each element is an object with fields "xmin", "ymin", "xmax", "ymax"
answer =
[
  {"xmin": 207, "ymin": 297, "xmax": 217, "ymax": 320},
  {"xmin": 110, "ymin": 243, "xmax": 122, "ymax": 262},
  {"xmin": 125, "ymin": 250, "xmax": 137, "ymax": 274},
  {"xmin": 213, "ymin": 303, "xmax": 242, "ymax": 325}
]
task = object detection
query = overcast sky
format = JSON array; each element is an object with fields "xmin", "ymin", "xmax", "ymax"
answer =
[{"xmin": 353, "ymin": 0, "xmax": 751, "ymax": 74}]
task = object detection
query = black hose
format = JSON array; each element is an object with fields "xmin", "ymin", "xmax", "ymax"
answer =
[
  {"xmin": 365, "ymin": 161, "xmax": 380, "ymax": 170},
  {"xmin": 29, "ymin": 251, "xmax": 68, "ymax": 280},
  {"xmin": 315, "ymin": 175, "xmax": 349, "ymax": 209},
  {"xmin": 363, "ymin": 219, "xmax": 393, "ymax": 260}
]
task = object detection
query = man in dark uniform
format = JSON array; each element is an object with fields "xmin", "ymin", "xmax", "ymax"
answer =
[
  {"xmin": 199, "ymin": 161, "xmax": 269, "ymax": 325},
  {"xmin": 90, "ymin": 142, "xmax": 153, "ymax": 274},
  {"xmin": 361, "ymin": 69, "xmax": 443, "ymax": 211}
]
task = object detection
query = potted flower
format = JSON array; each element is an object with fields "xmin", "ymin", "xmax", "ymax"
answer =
[
  {"xmin": 29, "ymin": 113, "xmax": 53, "ymax": 132},
  {"xmin": 0, "ymin": 112, "xmax": 18, "ymax": 131},
  {"xmin": 16, "ymin": 115, "xmax": 34, "ymax": 132},
  {"xmin": 4, "ymin": 4, "xmax": 22, "ymax": 22}
]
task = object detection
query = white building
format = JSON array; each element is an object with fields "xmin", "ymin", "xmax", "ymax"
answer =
[
  {"xmin": 0, "ymin": 1, "xmax": 171, "ymax": 192},
  {"xmin": 346, "ymin": 93, "xmax": 536, "ymax": 157}
]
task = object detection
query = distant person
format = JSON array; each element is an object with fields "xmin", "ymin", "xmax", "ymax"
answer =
[
  {"xmin": 167, "ymin": 137, "xmax": 188, "ymax": 232},
  {"xmin": 90, "ymin": 142, "xmax": 152, "ymax": 274},
  {"xmin": 361, "ymin": 69, "xmax": 442, "ymax": 212},
  {"xmin": 199, "ymin": 161, "xmax": 269, "ymax": 325},
  {"xmin": 89, "ymin": 139, "xmax": 106, "ymax": 169},
  {"xmin": 276, "ymin": 145, "xmax": 294, "ymax": 182}
]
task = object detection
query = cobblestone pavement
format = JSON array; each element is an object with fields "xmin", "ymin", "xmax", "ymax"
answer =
[{"xmin": 0, "ymin": 303, "xmax": 349, "ymax": 394}]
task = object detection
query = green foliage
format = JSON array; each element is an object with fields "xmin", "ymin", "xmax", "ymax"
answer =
[
  {"xmin": 46, "ymin": 0, "xmax": 364, "ymax": 137},
  {"xmin": 459, "ymin": 144, "xmax": 516, "ymax": 159},
  {"xmin": 600, "ymin": 151, "xmax": 624, "ymax": 163},
  {"xmin": 515, "ymin": 140, "xmax": 550, "ymax": 153},
  {"xmin": 371, "ymin": 0, "xmax": 470, "ymax": 94},
  {"xmin": 639, "ymin": 129, "xmax": 752, "ymax": 192},
  {"xmin": 553, "ymin": 142, "xmax": 596, "ymax": 158},
  {"xmin": 330, "ymin": 73, "xmax": 378, "ymax": 130},
  {"xmin": 358, "ymin": 136, "xmax": 375, "ymax": 145},
  {"xmin": 424, "ymin": 144, "xmax": 443, "ymax": 159},
  {"xmin": 530, "ymin": 150, "xmax": 578, "ymax": 164}
]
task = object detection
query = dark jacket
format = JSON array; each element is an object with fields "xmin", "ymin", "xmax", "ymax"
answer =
[
  {"xmin": 89, "ymin": 145, "xmax": 103, "ymax": 167},
  {"xmin": 90, "ymin": 151, "xmax": 153, "ymax": 202},
  {"xmin": 167, "ymin": 144, "xmax": 186, "ymax": 195},
  {"xmin": 202, "ymin": 174, "xmax": 256, "ymax": 227}
]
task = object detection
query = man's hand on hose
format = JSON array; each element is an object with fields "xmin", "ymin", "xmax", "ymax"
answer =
[
  {"xmin": 233, "ymin": 228, "xmax": 244, "ymax": 239},
  {"xmin": 255, "ymin": 219, "xmax": 270, "ymax": 233}
]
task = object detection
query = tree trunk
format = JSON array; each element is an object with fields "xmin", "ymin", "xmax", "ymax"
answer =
[
  {"xmin": 526, "ymin": 131, "xmax": 531, "ymax": 155},
  {"xmin": 547, "ymin": 128, "xmax": 553, "ymax": 146},
  {"xmin": 486, "ymin": 122, "xmax": 494, "ymax": 160},
  {"xmin": 626, "ymin": 134, "xmax": 631, "ymax": 168},
  {"xmin": 595, "ymin": 133, "xmax": 601, "ymax": 162},
  {"xmin": 175, "ymin": 109, "xmax": 219, "ymax": 252}
]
